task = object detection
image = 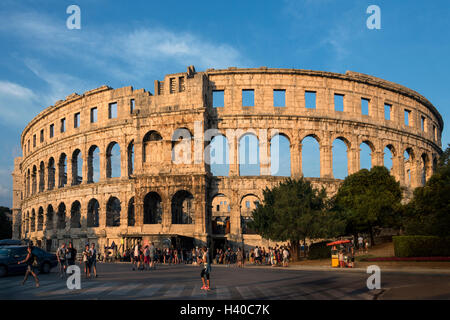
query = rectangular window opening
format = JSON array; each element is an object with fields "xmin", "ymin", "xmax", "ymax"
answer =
[
  {"xmin": 334, "ymin": 94, "xmax": 344, "ymax": 112},
  {"xmin": 179, "ymin": 77, "xmax": 185, "ymax": 92},
  {"xmin": 384, "ymin": 103, "xmax": 391, "ymax": 120},
  {"xmin": 49, "ymin": 124, "xmax": 54, "ymax": 138},
  {"xmin": 60, "ymin": 118, "xmax": 66, "ymax": 133},
  {"xmin": 74, "ymin": 112, "xmax": 80, "ymax": 128},
  {"xmin": 404, "ymin": 110, "xmax": 411, "ymax": 126},
  {"xmin": 90, "ymin": 107, "xmax": 98, "ymax": 123},
  {"xmin": 33, "ymin": 134, "xmax": 36, "ymax": 148},
  {"xmin": 109, "ymin": 102, "xmax": 117, "ymax": 119},
  {"xmin": 130, "ymin": 99, "xmax": 135, "ymax": 113},
  {"xmin": 242, "ymin": 89, "xmax": 254, "ymax": 107},
  {"xmin": 305, "ymin": 91, "xmax": 316, "ymax": 109},
  {"xmin": 361, "ymin": 98, "xmax": 370, "ymax": 116},
  {"xmin": 212, "ymin": 90, "xmax": 224, "ymax": 108},
  {"xmin": 273, "ymin": 89, "xmax": 286, "ymax": 107},
  {"xmin": 421, "ymin": 116, "xmax": 426, "ymax": 132},
  {"xmin": 169, "ymin": 77, "xmax": 176, "ymax": 94},
  {"xmin": 40, "ymin": 129, "xmax": 44, "ymax": 143}
]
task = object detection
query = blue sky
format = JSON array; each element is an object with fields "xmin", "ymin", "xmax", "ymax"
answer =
[{"xmin": 0, "ymin": 0, "xmax": 449, "ymax": 207}]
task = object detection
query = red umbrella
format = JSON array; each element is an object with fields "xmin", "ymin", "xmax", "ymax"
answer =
[{"xmin": 326, "ymin": 240, "xmax": 351, "ymax": 246}]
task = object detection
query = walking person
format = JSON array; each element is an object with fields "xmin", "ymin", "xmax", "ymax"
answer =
[
  {"xmin": 149, "ymin": 242, "xmax": 156, "ymax": 269},
  {"xmin": 89, "ymin": 243, "xmax": 98, "ymax": 278},
  {"xmin": 56, "ymin": 243, "xmax": 67, "ymax": 278},
  {"xmin": 82, "ymin": 244, "xmax": 91, "ymax": 278},
  {"xmin": 282, "ymin": 247, "xmax": 290, "ymax": 267},
  {"xmin": 358, "ymin": 235, "xmax": 364, "ymax": 254},
  {"xmin": 200, "ymin": 247, "xmax": 212, "ymax": 291},
  {"xmin": 237, "ymin": 247, "xmax": 243, "ymax": 268},
  {"xmin": 133, "ymin": 242, "xmax": 140, "ymax": 271},
  {"xmin": 144, "ymin": 245, "xmax": 150, "ymax": 270},
  {"xmin": 18, "ymin": 245, "xmax": 40, "ymax": 288},
  {"xmin": 66, "ymin": 242, "xmax": 77, "ymax": 267}
]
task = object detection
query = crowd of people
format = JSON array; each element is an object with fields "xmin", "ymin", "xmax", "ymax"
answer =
[{"xmin": 56, "ymin": 241, "xmax": 98, "ymax": 279}]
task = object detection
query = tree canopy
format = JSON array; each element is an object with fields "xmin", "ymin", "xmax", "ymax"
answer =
[
  {"xmin": 333, "ymin": 166, "xmax": 403, "ymax": 244},
  {"xmin": 403, "ymin": 144, "xmax": 450, "ymax": 237}
]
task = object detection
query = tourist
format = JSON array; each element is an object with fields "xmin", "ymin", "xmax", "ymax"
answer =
[
  {"xmin": 82, "ymin": 244, "xmax": 91, "ymax": 278},
  {"xmin": 89, "ymin": 243, "xmax": 98, "ymax": 277},
  {"xmin": 56, "ymin": 243, "xmax": 67, "ymax": 278},
  {"xmin": 144, "ymin": 245, "xmax": 150, "ymax": 270},
  {"xmin": 66, "ymin": 242, "xmax": 77, "ymax": 267},
  {"xmin": 283, "ymin": 247, "xmax": 290, "ymax": 267},
  {"xmin": 339, "ymin": 250, "xmax": 345, "ymax": 268},
  {"xmin": 133, "ymin": 242, "xmax": 140, "ymax": 270},
  {"xmin": 19, "ymin": 245, "xmax": 39, "ymax": 287},
  {"xmin": 237, "ymin": 247, "xmax": 243, "ymax": 268},
  {"xmin": 358, "ymin": 235, "xmax": 364, "ymax": 253},
  {"xmin": 200, "ymin": 247, "xmax": 211, "ymax": 291},
  {"xmin": 149, "ymin": 242, "xmax": 156, "ymax": 269}
]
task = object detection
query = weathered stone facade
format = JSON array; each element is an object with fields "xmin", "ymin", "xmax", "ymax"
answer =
[{"xmin": 12, "ymin": 66, "xmax": 443, "ymax": 252}]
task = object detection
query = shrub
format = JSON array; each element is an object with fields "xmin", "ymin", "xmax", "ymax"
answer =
[
  {"xmin": 308, "ymin": 241, "xmax": 331, "ymax": 260},
  {"xmin": 393, "ymin": 236, "xmax": 450, "ymax": 257}
]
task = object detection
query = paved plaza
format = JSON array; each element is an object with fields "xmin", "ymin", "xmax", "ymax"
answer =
[{"xmin": 0, "ymin": 263, "xmax": 449, "ymax": 300}]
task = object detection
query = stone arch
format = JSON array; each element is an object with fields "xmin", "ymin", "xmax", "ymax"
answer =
[
  {"xmin": 88, "ymin": 145, "xmax": 100, "ymax": 183},
  {"xmin": 239, "ymin": 133, "xmax": 260, "ymax": 176},
  {"xmin": 143, "ymin": 130, "xmax": 163, "ymax": 163},
  {"xmin": 404, "ymin": 147, "xmax": 415, "ymax": 186},
  {"xmin": 71, "ymin": 149, "xmax": 83, "ymax": 185},
  {"xmin": 384, "ymin": 144, "xmax": 396, "ymax": 172},
  {"xmin": 106, "ymin": 196, "xmax": 121, "ymax": 227},
  {"xmin": 301, "ymin": 134, "xmax": 320, "ymax": 177},
  {"xmin": 360, "ymin": 140, "xmax": 374, "ymax": 170},
  {"xmin": 270, "ymin": 133, "xmax": 291, "ymax": 176},
  {"xmin": 39, "ymin": 161, "xmax": 45, "ymax": 192},
  {"xmin": 46, "ymin": 204, "xmax": 54, "ymax": 230},
  {"xmin": 30, "ymin": 208, "xmax": 36, "ymax": 232},
  {"xmin": 47, "ymin": 157, "xmax": 55, "ymax": 190},
  {"xmin": 106, "ymin": 142, "xmax": 121, "ymax": 178},
  {"xmin": 127, "ymin": 197, "xmax": 135, "ymax": 226},
  {"xmin": 207, "ymin": 134, "xmax": 230, "ymax": 176},
  {"xmin": 211, "ymin": 194, "xmax": 231, "ymax": 234},
  {"xmin": 127, "ymin": 140, "xmax": 134, "ymax": 176},
  {"xmin": 144, "ymin": 192, "xmax": 163, "ymax": 224},
  {"xmin": 31, "ymin": 165, "xmax": 37, "ymax": 195},
  {"xmin": 37, "ymin": 206, "xmax": 44, "ymax": 231},
  {"xmin": 57, "ymin": 202, "xmax": 66, "ymax": 230},
  {"xmin": 172, "ymin": 128, "xmax": 193, "ymax": 165},
  {"xmin": 58, "ymin": 153, "xmax": 67, "ymax": 187},
  {"xmin": 420, "ymin": 152, "xmax": 431, "ymax": 184},
  {"xmin": 240, "ymin": 194, "xmax": 260, "ymax": 235},
  {"xmin": 171, "ymin": 190, "xmax": 194, "ymax": 224},
  {"xmin": 70, "ymin": 200, "xmax": 81, "ymax": 228},
  {"xmin": 332, "ymin": 136, "xmax": 350, "ymax": 179},
  {"xmin": 87, "ymin": 198, "xmax": 99, "ymax": 228}
]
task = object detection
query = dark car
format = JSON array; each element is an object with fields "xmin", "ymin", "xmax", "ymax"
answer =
[
  {"xmin": 0, "ymin": 239, "xmax": 25, "ymax": 246},
  {"xmin": 0, "ymin": 246, "xmax": 58, "ymax": 277}
]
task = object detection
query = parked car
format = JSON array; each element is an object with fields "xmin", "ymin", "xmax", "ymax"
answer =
[
  {"xmin": 0, "ymin": 246, "xmax": 58, "ymax": 277},
  {"xmin": 0, "ymin": 239, "xmax": 24, "ymax": 247}
]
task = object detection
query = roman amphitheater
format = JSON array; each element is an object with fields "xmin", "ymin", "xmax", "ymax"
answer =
[{"xmin": 11, "ymin": 66, "xmax": 443, "ymax": 253}]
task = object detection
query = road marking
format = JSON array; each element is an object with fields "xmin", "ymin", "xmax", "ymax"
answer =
[
  {"xmin": 106, "ymin": 283, "xmax": 143, "ymax": 296},
  {"xmin": 235, "ymin": 286, "xmax": 257, "ymax": 299},
  {"xmin": 215, "ymin": 286, "xmax": 231, "ymax": 300},
  {"xmin": 135, "ymin": 283, "xmax": 164, "ymax": 299},
  {"xmin": 163, "ymin": 284, "xmax": 185, "ymax": 298}
]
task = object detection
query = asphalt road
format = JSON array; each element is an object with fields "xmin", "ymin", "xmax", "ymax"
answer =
[{"xmin": 0, "ymin": 262, "xmax": 448, "ymax": 300}]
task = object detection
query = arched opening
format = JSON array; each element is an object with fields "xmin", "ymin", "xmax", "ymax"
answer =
[
  {"xmin": 404, "ymin": 148, "xmax": 414, "ymax": 186},
  {"xmin": 106, "ymin": 142, "xmax": 121, "ymax": 178},
  {"xmin": 211, "ymin": 194, "xmax": 231, "ymax": 234},
  {"xmin": 240, "ymin": 194, "xmax": 260, "ymax": 234},
  {"xmin": 46, "ymin": 205, "xmax": 54, "ymax": 230},
  {"xmin": 70, "ymin": 201, "xmax": 81, "ymax": 228},
  {"xmin": 127, "ymin": 141, "xmax": 134, "ymax": 176},
  {"xmin": 144, "ymin": 192, "xmax": 163, "ymax": 224},
  {"xmin": 360, "ymin": 141, "xmax": 373, "ymax": 170},
  {"xmin": 143, "ymin": 131, "xmax": 163, "ymax": 163},
  {"xmin": 39, "ymin": 162, "xmax": 45, "ymax": 192},
  {"xmin": 301, "ymin": 135, "xmax": 320, "ymax": 178},
  {"xmin": 332, "ymin": 137, "xmax": 349, "ymax": 179},
  {"xmin": 58, "ymin": 153, "xmax": 67, "ymax": 188},
  {"xmin": 31, "ymin": 166, "xmax": 37, "ymax": 195},
  {"xmin": 26, "ymin": 169, "xmax": 30, "ymax": 197},
  {"xmin": 171, "ymin": 190, "xmax": 194, "ymax": 224},
  {"xmin": 127, "ymin": 197, "xmax": 135, "ymax": 226},
  {"xmin": 239, "ymin": 133, "xmax": 260, "ymax": 176},
  {"xmin": 87, "ymin": 199, "xmax": 99, "ymax": 228},
  {"xmin": 37, "ymin": 207, "xmax": 44, "ymax": 231},
  {"xmin": 270, "ymin": 134, "xmax": 291, "ymax": 176},
  {"xmin": 57, "ymin": 203, "xmax": 66, "ymax": 230},
  {"xmin": 421, "ymin": 153, "xmax": 430, "ymax": 185},
  {"xmin": 88, "ymin": 145, "xmax": 100, "ymax": 183},
  {"xmin": 208, "ymin": 135, "xmax": 230, "ymax": 176},
  {"xmin": 384, "ymin": 145, "xmax": 395, "ymax": 172},
  {"xmin": 106, "ymin": 196, "xmax": 121, "ymax": 227},
  {"xmin": 30, "ymin": 209, "xmax": 36, "ymax": 232},
  {"xmin": 171, "ymin": 128, "xmax": 192, "ymax": 165},
  {"xmin": 47, "ymin": 158, "xmax": 55, "ymax": 190},
  {"xmin": 72, "ymin": 149, "xmax": 83, "ymax": 185}
]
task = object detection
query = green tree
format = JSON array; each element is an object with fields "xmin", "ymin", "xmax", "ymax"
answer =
[
  {"xmin": 403, "ymin": 144, "xmax": 450, "ymax": 237},
  {"xmin": 249, "ymin": 178, "xmax": 343, "ymax": 260},
  {"xmin": 0, "ymin": 206, "xmax": 12, "ymax": 240},
  {"xmin": 333, "ymin": 166, "xmax": 403, "ymax": 244}
]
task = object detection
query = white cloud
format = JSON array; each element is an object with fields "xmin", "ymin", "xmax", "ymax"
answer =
[{"xmin": 0, "ymin": 80, "xmax": 40, "ymax": 125}]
